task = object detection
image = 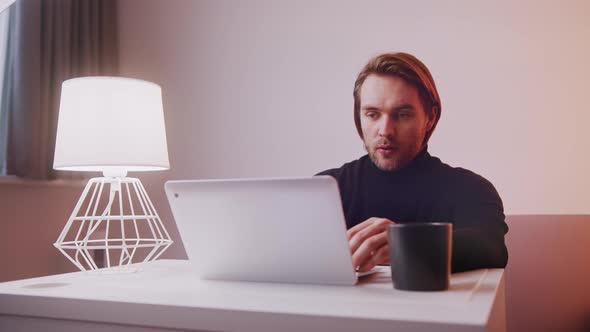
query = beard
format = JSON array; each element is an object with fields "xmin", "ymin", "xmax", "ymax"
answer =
[{"xmin": 364, "ymin": 137, "xmax": 423, "ymax": 172}]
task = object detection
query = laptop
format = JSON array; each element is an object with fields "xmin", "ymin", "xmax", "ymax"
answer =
[{"xmin": 164, "ymin": 176, "xmax": 374, "ymax": 285}]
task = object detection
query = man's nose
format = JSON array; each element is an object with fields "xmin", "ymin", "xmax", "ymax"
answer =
[{"xmin": 377, "ymin": 117, "xmax": 395, "ymax": 137}]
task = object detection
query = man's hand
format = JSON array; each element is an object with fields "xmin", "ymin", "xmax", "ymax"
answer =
[{"xmin": 347, "ymin": 217, "xmax": 395, "ymax": 272}]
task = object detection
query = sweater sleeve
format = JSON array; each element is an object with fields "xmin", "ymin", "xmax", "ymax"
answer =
[{"xmin": 450, "ymin": 171, "xmax": 509, "ymax": 272}]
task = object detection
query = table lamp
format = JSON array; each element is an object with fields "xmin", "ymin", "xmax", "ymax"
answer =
[{"xmin": 53, "ymin": 76, "xmax": 173, "ymax": 272}]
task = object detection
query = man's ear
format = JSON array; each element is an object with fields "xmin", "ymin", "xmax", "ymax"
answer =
[{"xmin": 426, "ymin": 106, "xmax": 438, "ymax": 131}]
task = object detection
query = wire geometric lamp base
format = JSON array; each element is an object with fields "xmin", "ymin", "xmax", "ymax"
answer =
[{"xmin": 54, "ymin": 176, "xmax": 173, "ymax": 272}]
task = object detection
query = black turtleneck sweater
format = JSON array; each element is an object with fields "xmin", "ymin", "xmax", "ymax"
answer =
[{"xmin": 317, "ymin": 148, "xmax": 509, "ymax": 273}]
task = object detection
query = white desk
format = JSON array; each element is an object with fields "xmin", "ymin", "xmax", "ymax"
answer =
[{"xmin": 0, "ymin": 259, "xmax": 505, "ymax": 332}]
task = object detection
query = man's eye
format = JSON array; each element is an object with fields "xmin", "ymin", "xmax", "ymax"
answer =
[
  {"xmin": 398, "ymin": 113, "xmax": 411, "ymax": 119},
  {"xmin": 365, "ymin": 112, "xmax": 378, "ymax": 119}
]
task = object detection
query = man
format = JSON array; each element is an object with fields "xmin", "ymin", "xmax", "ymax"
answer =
[{"xmin": 318, "ymin": 52, "xmax": 508, "ymax": 273}]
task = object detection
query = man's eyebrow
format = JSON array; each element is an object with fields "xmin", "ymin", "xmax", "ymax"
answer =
[
  {"xmin": 361, "ymin": 105, "xmax": 381, "ymax": 111},
  {"xmin": 361, "ymin": 104, "xmax": 415, "ymax": 111}
]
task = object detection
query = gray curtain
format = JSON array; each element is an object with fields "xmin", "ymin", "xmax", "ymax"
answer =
[
  {"xmin": 0, "ymin": 5, "xmax": 15, "ymax": 175},
  {"xmin": 5, "ymin": 0, "xmax": 118, "ymax": 180}
]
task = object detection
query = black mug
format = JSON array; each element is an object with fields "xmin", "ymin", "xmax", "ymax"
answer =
[{"xmin": 387, "ymin": 222, "xmax": 452, "ymax": 291}]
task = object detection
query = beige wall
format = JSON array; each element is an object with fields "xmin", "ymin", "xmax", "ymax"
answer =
[
  {"xmin": 117, "ymin": 0, "xmax": 590, "ymax": 215},
  {"xmin": 0, "ymin": 180, "xmax": 83, "ymax": 281},
  {"xmin": 116, "ymin": 1, "xmax": 590, "ymax": 331}
]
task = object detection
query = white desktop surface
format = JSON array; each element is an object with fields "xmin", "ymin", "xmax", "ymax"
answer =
[{"xmin": 0, "ymin": 259, "xmax": 505, "ymax": 332}]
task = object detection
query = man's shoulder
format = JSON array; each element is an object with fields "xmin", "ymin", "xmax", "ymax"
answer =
[{"xmin": 433, "ymin": 158, "xmax": 501, "ymax": 200}]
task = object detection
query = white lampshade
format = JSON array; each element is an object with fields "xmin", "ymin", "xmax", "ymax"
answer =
[{"xmin": 54, "ymin": 76, "xmax": 170, "ymax": 172}]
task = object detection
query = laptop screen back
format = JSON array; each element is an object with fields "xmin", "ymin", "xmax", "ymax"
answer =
[{"xmin": 165, "ymin": 176, "xmax": 357, "ymax": 285}]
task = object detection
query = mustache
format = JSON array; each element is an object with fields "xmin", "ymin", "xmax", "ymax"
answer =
[{"xmin": 375, "ymin": 138, "xmax": 398, "ymax": 148}]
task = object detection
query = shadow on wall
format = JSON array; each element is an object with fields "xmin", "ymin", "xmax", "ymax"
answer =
[
  {"xmin": 0, "ymin": 175, "xmax": 186, "ymax": 283},
  {"xmin": 0, "ymin": 181, "xmax": 85, "ymax": 282},
  {"xmin": 505, "ymin": 215, "xmax": 590, "ymax": 332}
]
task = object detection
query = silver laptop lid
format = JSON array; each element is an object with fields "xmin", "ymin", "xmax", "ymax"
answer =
[{"xmin": 164, "ymin": 176, "xmax": 357, "ymax": 285}]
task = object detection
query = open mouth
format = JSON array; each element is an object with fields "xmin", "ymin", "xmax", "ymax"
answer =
[{"xmin": 376, "ymin": 145, "xmax": 397, "ymax": 156}]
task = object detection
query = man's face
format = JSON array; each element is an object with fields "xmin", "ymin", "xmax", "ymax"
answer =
[{"xmin": 360, "ymin": 74, "xmax": 434, "ymax": 172}]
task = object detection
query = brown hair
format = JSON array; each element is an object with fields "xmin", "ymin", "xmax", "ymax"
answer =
[{"xmin": 353, "ymin": 52, "xmax": 441, "ymax": 144}]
